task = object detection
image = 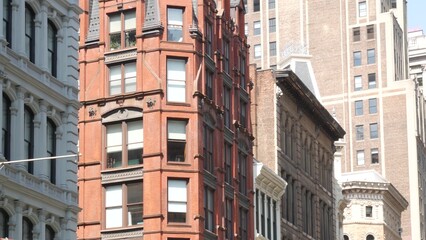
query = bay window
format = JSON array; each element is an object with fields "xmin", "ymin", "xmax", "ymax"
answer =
[
  {"xmin": 109, "ymin": 11, "xmax": 136, "ymax": 50},
  {"xmin": 167, "ymin": 58, "xmax": 186, "ymax": 102},
  {"xmin": 106, "ymin": 119, "xmax": 143, "ymax": 169},
  {"xmin": 167, "ymin": 120, "xmax": 187, "ymax": 162},
  {"xmin": 168, "ymin": 179, "xmax": 188, "ymax": 223}
]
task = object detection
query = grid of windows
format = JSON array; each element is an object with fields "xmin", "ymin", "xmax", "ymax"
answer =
[
  {"xmin": 369, "ymin": 98, "xmax": 377, "ymax": 114},
  {"xmin": 355, "ymin": 100, "xmax": 363, "ymax": 116},
  {"xmin": 354, "ymin": 51, "xmax": 361, "ymax": 66},
  {"xmin": 367, "ymin": 49, "xmax": 375, "ymax": 64},
  {"xmin": 368, "ymin": 73, "xmax": 376, "ymax": 88},
  {"xmin": 269, "ymin": 18, "xmax": 276, "ymax": 32},
  {"xmin": 356, "ymin": 125, "xmax": 364, "ymax": 140},
  {"xmin": 109, "ymin": 62, "xmax": 136, "ymax": 95},
  {"xmin": 109, "ymin": 11, "xmax": 136, "ymax": 50},
  {"xmin": 167, "ymin": 8, "xmax": 183, "ymax": 42},
  {"xmin": 357, "ymin": 150, "xmax": 365, "ymax": 165},
  {"xmin": 167, "ymin": 58, "xmax": 186, "ymax": 102}
]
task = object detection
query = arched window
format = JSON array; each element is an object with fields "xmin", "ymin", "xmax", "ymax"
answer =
[
  {"xmin": 24, "ymin": 107, "xmax": 34, "ymax": 174},
  {"xmin": 0, "ymin": 209, "xmax": 9, "ymax": 237},
  {"xmin": 3, "ymin": 0, "xmax": 12, "ymax": 43},
  {"xmin": 47, "ymin": 21, "xmax": 57, "ymax": 77},
  {"xmin": 45, "ymin": 225, "xmax": 55, "ymax": 240},
  {"xmin": 22, "ymin": 217, "xmax": 33, "ymax": 240},
  {"xmin": 366, "ymin": 235, "xmax": 375, "ymax": 240},
  {"xmin": 2, "ymin": 94, "xmax": 11, "ymax": 160},
  {"xmin": 25, "ymin": 4, "xmax": 35, "ymax": 62},
  {"xmin": 47, "ymin": 119, "xmax": 56, "ymax": 184},
  {"xmin": 344, "ymin": 235, "xmax": 349, "ymax": 240}
]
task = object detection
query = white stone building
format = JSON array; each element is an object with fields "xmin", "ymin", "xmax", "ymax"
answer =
[
  {"xmin": 0, "ymin": 0, "xmax": 81, "ymax": 239},
  {"xmin": 408, "ymin": 29, "xmax": 426, "ymax": 85}
]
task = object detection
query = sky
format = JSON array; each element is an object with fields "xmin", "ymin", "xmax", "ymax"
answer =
[{"xmin": 407, "ymin": 0, "xmax": 426, "ymax": 31}]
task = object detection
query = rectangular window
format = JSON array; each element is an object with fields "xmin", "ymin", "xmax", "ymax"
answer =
[
  {"xmin": 203, "ymin": 124, "xmax": 214, "ymax": 173},
  {"xmin": 205, "ymin": 70, "xmax": 214, "ymax": 100},
  {"xmin": 25, "ymin": 6, "xmax": 35, "ymax": 62},
  {"xmin": 223, "ymin": 40, "xmax": 230, "ymax": 74},
  {"xmin": 244, "ymin": 23, "xmax": 248, "ymax": 36},
  {"xmin": 109, "ymin": 11, "xmax": 136, "ymax": 50},
  {"xmin": 167, "ymin": 8, "xmax": 183, "ymax": 42},
  {"xmin": 240, "ymin": 55, "xmax": 247, "ymax": 87},
  {"xmin": 269, "ymin": 41, "xmax": 277, "ymax": 56},
  {"xmin": 367, "ymin": 49, "xmax": 375, "ymax": 64},
  {"xmin": 224, "ymin": 143, "xmax": 233, "ymax": 184},
  {"xmin": 109, "ymin": 62, "xmax": 137, "ymax": 95},
  {"xmin": 239, "ymin": 207, "xmax": 248, "ymax": 239},
  {"xmin": 355, "ymin": 100, "xmax": 363, "ymax": 116},
  {"xmin": 357, "ymin": 150, "xmax": 365, "ymax": 165},
  {"xmin": 3, "ymin": 0, "xmax": 12, "ymax": 44},
  {"xmin": 167, "ymin": 58, "xmax": 186, "ymax": 102},
  {"xmin": 354, "ymin": 51, "xmax": 361, "ymax": 66},
  {"xmin": 269, "ymin": 18, "xmax": 276, "ymax": 33},
  {"xmin": 354, "ymin": 75, "xmax": 362, "ymax": 91},
  {"xmin": 167, "ymin": 120, "xmax": 187, "ymax": 162},
  {"xmin": 353, "ymin": 27, "xmax": 360, "ymax": 42},
  {"xmin": 369, "ymin": 98, "xmax": 377, "ymax": 114},
  {"xmin": 2, "ymin": 95, "xmax": 11, "ymax": 160},
  {"xmin": 371, "ymin": 148, "xmax": 379, "ymax": 163},
  {"xmin": 168, "ymin": 179, "xmax": 188, "ymax": 223},
  {"xmin": 223, "ymin": 86, "xmax": 231, "ymax": 128},
  {"xmin": 225, "ymin": 198, "xmax": 233, "ymax": 240},
  {"xmin": 253, "ymin": 0, "xmax": 260, "ymax": 12},
  {"xmin": 367, "ymin": 25, "xmax": 374, "ymax": 39},
  {"xmin": 238, "ymin": 152, "xmax": 247, "ymax": 195},
  {"xmin": 204, "ymin": 186, "xmax": 215, "ymax": 232},
  {"xmin": 368, "ymin": 73, "xmax": 376, "ymax": 89},
  {"xmin": 356, "ymin": 125, "xmax": 364, "ymax": 140},
  {"xmin": 359, "ymin": 1, "xmax": 367, "ymax": 17},
  {"xmin": 366, "ymin": 206, "xmax": 373, "ymax": 217},
  {"xmin": 240, "ymin": 100, "xmax": 247, "ymax": 128},
  {"xmin": 106, "ymin": 120, "xmax": 143, "ymax": 169},
  {"xmin": 254, "ymin": 21, "xmax": 261, "ymax": 35},
  {"xmin": 205, "ymin": 21, "xmax": 213, "ymax": 56},
  {"xmin": 254, "ymin": 44, "xmax": 261, "ymax": 59},
  {"xmin": 370, "ymin": 123, "xmax": 378, "ymax": 139},
  {"xmin": 269, "ymin": 0, "xmax": 275, "ymax": 9},
  {"xmin": 105, "ymin": 182, "xmax": 143, "ymax": 228}
]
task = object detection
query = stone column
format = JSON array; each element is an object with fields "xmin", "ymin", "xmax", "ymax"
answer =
[
  {"xmin": 13, "ymin": 200, "xmax": 24, "ymax": 240},
  {"xmin": 36, "ymin": 1, "xmax": 48, "ymax": 71},
  {"xmin": 35, "ymin": 101, "xmax": 48, "ymax": 180},
  {"xmin": 10, "ymin": 87, "xmax": 25, "ymax": 168},
  {"xmin": 38, "ymin": 209, "xmax": 46, "ymax": 240},
  {"xmin": 55, "ymin": 112, "xmax": 67, "ymax": 188},
  {"xmin": 11, "ymin": 0, "xmax": 25, "ymax": 55}
]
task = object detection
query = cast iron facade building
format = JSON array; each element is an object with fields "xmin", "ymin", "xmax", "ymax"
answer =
[
  {"xmin": 0, "ymin": 0, "xmax": 81, "ymax": 239},
  {"xmin": 77, "ymin": 0, "xmax": 254, "ymax": 239}
]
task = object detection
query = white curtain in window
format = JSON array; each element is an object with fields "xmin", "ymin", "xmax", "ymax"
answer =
[
  {"xmin": 124, "ymin": 11, "xmax": 136, "ymax": 30},
  {"xmin": 109, "ymin": 14, "xmax": 121, "ymax": 32},
  {"xmin": 168, "ymin": 180, "xmax": 187, "ymax": 212},
  {"xmin": 124, "ymin": 62, "xmax": 136, "ymax": 92},
  {"xmin": 128, "ymin": 121, "xmax": 143, "ymax": 149},
  {"xmin": 106, "ymin": 185, "xmax": 123, "ymax": 228},
  {"xmin": 109, "ymin": 65, "xmax": 122, "ymax": 95},
  {"xmin": 167, "ymin": 59, "xmax": 186, "ymax": 102},
  {"xmin": 357, "ymin": 151, "xmax": 365, "ymax": 165},
  {"xmin": 168, "ymin": 120, "xmax": 186, "ymax": 140},
  {"xmin": 107, "ymin": 124, "xmax": 122, "ymax": 152},
  {"xmin": 168, "ymin": 8, "xmax": 183, "ymax": 26}
]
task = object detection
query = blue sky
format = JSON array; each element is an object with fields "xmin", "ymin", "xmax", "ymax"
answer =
[{"xmin": 407, "ymin": 0, "xmax": 426, "ymax": 31}]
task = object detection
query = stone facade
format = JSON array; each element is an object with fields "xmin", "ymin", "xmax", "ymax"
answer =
[
  {"xmin": 77, "ymin": 0, "xmax": 254, "ymax": 239},
  {"xmin": 250, "ymin": 67, "xmax": 345, "ymax": 240},
  {"xmin": 0, "ymin": 0, "xmax": 82, "ymax": 239}
]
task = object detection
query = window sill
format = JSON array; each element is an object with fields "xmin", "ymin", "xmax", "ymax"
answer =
[
  {"xmin": 167, "ymin": 161, "xmax": 191, "ymax": 166},
  {"xmin": 102, "ymin": 164, "xmax": 143, "ymax": 173},
  {"xmin": 167, "ymin": 222, "xmax": 192, "ymax": 228},
  {"xmin": 101, "ymin": 224, "xmax": 143, "ymax": 233},
  {"xmin": 166, "ymin": 102, "xmax": 191, "ymax": 107}
]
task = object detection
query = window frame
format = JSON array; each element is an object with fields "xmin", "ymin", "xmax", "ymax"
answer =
[
  {"xmin": 239, "ymin": 207, "xmax": 248, "ymax": 239},
  {"xmin": 269, "ymin": 41, "xmax": 277, "ymax": 56},
  {"xmin": 47, "ymin": 119, "xmax": 56, "ymax": 184},
  {"xmin": 224, "ymin": 142, "xmax": 233, "ymax": 184},
  {"xmin": 353, "ymin": 27, "xmax": 360, "ymax": 42},
  {"xmin": 238, "ymin": 151, "xmax": 247, "ymax": 195},
  {"xmin": 355, "ymin": 125, "xmax": 364, "ymax": 141},
  {"xmin": 240, "ymin": 55, "xmax": 247, "ymax": 88},
  {"xmin": 353, "ymin": 51, "xmax": 361, "ymax": 66},
  {"xmin": 365, "ymin": 206, "xmax": 373, "ymax": 217},
  {"xmin": 369, "ymin": 98, "xmax": 377, "ymax": 114},
  {"xmin": 2, "ymin": 94, "xmax": 11, "ymax": 160},
  {"xmin": 367, "ymin": 25, "xmax": 375, "ymax": 39},
  {"xmin": 0, "ymin": 209, "xmax": 8, "ymax": 238},
  {"xmin": 45, "ymin": 225, "xmax": 55, "ymax": 240},
  {"xmin": 269, "ymin": 18, "xmax": 276, "ymax": 33},
  {"xmin": 368, "ymin": 73, "xmax": 376, "ymax": 89},
  {"xmin": 371, "ymin": 148, "xmax": 379, "ymax": 164},
  {"xmin": 253, "ymin": 21, "xmax": 261, "ymax": 35},
  {"xmin": 105, "ymin": 119, "xmax": 143, "ymax": 169},
  {"xmin": 225, "ymin": 198, "xmax": 233, "ymax": 240},
  {"xmin": 357, "ymin": 150, "xmax": 365, "ymax": 165},
  {"xmin": 167, "ymin": 7, "xmax": 184, "ymax": 42},
  {"xmin": 24, "ymin": 106, "xmax": 34, "ymax": 174},
  {"xmin": 268, "ymin": 0, "xmax": 275, "ymax": 9},
  {"xmin": 354, "ymin": 75, "xmax": 362, "ymax": 91},
  {"xmin": 204, "ymin": 186, "xmax": 215, "ymax": 232},
  {"xmin": 167, "ymin": 58, "xmax": 187, "ymax": 103},
  {"xmin": 167, "ymin": 119, "xmax": 187, "ymax": 162},
  {"xmin": 370, "ymin": 123, "xmax": 378, "ymax": 139},
  {"xmin": 254, "ymin": 44, "xmax": 261, "ymax": 59},
  {"xmin": 223, "ymin": 39, "xmax": 230, "ymax": 74},
  {"xmin": 358, "ymin": 1, "xmax": 367, "ymax": 17},
  {"xmin": 355, "ymin": 100, "xmax": 363, "ymax": 116},
  {"xmin": 203, "ymin": 123, "xmax": 214, "ymax": 172},
  {"xmin": 3, "ymin": 0, "xmax": 12, "ymax": 44},
  {"xmin": 253, "ymin": 0, "xmax": 260, "ymax": 12},
  {"xmin": 25, "ymin": 4, "xmax": 35, "ymax": 62},
  {"xmin": 47, "ymin": 21, "xmax": 58, "ymax": 77},
  {"xmin": 108, "ymin": 10, "xmax": 136, "ymax": 51},
  {"xmin": 223, "ymin": 85, "xmax": 231, "ymax": 128},
  {"xmin": 240, "ymin": 100, "xmax": 247, "ymax": 128},
  {"xmin": 205, "ymin": 69, "xmax": 214, "ymax": 100},
  {"xmin": 205, "ymin": 20, "xmax": 213, "ymax": 57},
  {"xmin": 367, "ymin": 48, "xmax": 375, "ymax": 64},
  {"xmin": 108, "ymin": 61, "xmax": 137, "ymax": 95},
  {"xmin": 22, "ymin": 217, "xmax": 33, "ymax": 240},
  {"xmin": 168, "ymin": 179, "xmax": 188, "ymax": 223}
]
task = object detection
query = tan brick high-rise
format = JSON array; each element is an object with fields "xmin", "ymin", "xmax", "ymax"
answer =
[
  {"xmin": 245, "ymin": 0, "xmax": 426, "ymax": 239},
  {"xmin": 77, "ymin": 0, "xmax": 254, "ymax": 239}
]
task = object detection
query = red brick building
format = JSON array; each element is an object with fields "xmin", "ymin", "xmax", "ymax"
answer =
[{"xmin": 77, "ymin": 0, "xmax": 253, "ymax": 239}]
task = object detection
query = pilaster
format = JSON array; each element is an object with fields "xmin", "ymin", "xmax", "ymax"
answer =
[
  {"xmin": 11, "ymin": 0, "xmax": 25, "ymax": 56},
  {"xmin": 35, "ymin": 100, "xmax": 48, "ymax": 181}
]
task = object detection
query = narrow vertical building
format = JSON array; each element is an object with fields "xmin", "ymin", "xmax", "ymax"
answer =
[
  {"xmin": 78, "ymin": 0, "xmax": 254, "ymax": 239},
  {"xmin": 0, "ymin": 0, "xmax": 82, "ymax": 239}
]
